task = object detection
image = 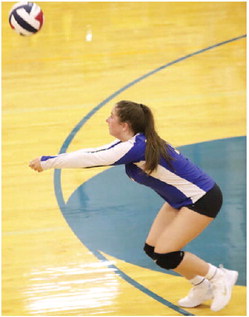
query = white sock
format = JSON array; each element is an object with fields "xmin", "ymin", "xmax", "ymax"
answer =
[
  {"xmin": 189, "ymin": 275, "xmax": 206, "ymax": 286},
  {"xmin": 205, "ymin": 263, "xmax": 218, "ymax": 280}
]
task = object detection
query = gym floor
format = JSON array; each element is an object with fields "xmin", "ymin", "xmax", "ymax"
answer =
[{"xmin": 2, "ymin": 2, "xmax": 246, "ymax": 316}]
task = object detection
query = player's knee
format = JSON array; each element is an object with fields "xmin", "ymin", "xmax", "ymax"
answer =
[
  {"xmin": 143, "ymin": 243, "xmax": 155, "ymax": 260},
  {"xmin": 154, "ymin": 251, "xmax": 185, "ymax": 270}
]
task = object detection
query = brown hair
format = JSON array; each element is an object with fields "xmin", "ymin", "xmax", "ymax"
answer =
[{"xmin": 115, "ymin": 100, "xmax": 173, "ymax": 174}]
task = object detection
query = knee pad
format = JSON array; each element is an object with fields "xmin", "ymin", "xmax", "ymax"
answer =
[
  {"xmin": 143, "ymin": 243, "xmax": 155, "ymax": 260},
  {"xmin": 154, "ymin": 251, "xmax": 185, "ymax": 270}
]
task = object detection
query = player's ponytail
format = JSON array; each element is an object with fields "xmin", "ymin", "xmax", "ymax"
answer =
[{"xmin": 116, "ymin": 100, "xmax": 173, "ymax": 174}]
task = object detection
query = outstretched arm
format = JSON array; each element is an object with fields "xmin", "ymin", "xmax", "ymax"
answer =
[
  {"xmin": 29, "ymin": 140, "xmax": 121, "ymax": 173},
  {"xmin": 29, "ymin": 137, "xmax": 141, "ymax": 172}
]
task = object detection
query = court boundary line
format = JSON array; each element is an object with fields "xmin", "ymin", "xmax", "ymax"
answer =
[
  {"xmin": 54, "ymin": 34, "xmax": 246, "ymax": 316},
  {"xmin": 94, "ymin": 250, "xmax": 194, "ymax": 316}
]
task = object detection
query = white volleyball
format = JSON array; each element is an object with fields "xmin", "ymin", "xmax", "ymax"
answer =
[{"xmin": 9, "ymin": 2, "xmax": 44, "ymax": 36}]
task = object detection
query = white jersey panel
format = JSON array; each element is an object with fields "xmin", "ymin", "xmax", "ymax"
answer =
[
  {"xmin": 40, "ymin": 139, "xmax": 135, "ymax": 170},
  {"xmin": 134, "ymin": 161, "xmax": 206, "ymax": 203}
]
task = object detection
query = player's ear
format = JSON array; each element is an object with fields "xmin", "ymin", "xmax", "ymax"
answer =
[{"xmin": 122, "ymin": 121, "xmax": 131, "ymax": 132}]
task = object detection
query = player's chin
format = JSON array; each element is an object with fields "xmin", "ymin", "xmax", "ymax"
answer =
[{"xmin": 108, "ymin": 128, "xmax": 114, "ymax": 137}]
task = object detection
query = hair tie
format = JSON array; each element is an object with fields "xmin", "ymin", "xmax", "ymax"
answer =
[{"xmin": 140, "ymin": 104, "xmax": 146, "ymax": 111}]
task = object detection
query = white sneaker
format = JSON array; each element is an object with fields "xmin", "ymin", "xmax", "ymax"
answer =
[
  {"xmin": 178, "ymin": 279, "xmax": 213, "ymax": 308},
  {"xmin": 210, "ymin": 265, "xmax": 238, "ymax": 312}
]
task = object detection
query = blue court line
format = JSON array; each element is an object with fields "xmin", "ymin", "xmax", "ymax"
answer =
[
  {"xmin": 93, "ymin": 249, "xmax": 194, "ymax": 316},
  {"xmin": 53, "ymin": 34, "xmax": 246, "ymax": 316}
]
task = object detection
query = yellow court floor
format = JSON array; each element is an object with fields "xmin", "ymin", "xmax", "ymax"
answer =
[{"xmin": 2, "ymin": 2, "xmax": 246, "ymax": 316}]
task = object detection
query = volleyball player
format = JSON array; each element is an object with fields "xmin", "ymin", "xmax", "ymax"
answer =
[{"xmin": 29, "ymin": 100, "xmax": 238, "ymax": 312}]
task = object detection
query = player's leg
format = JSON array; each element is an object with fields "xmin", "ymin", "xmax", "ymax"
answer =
[
  {"xmin": 153, "ymin": 207, "xmax": 238, "ymax": 311},
  {"xmin": 144, "ymin": 202, "xmax": 178, "ymax": 259},
  {"xmin": 144, "ymin": 204, "xmax": 214, "ymax": 307},
  {"xmin": 154, "ymin": 207, "xmax": 213, "ymax": 277}
]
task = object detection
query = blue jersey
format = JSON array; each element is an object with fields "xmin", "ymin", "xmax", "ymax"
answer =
[{"xmin": 41, "ymin": 133, "xmax": 215, "ymax": 209}]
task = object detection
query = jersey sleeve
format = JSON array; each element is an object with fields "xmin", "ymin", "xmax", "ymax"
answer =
[{"xmin": 40, "ymin": 138, "xmax": 140, "ymax": 170}]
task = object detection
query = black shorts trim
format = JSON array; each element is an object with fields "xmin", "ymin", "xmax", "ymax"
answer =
[{"xmin": 186, "ymin": 184, "xmax": 223, "ymax": 218}]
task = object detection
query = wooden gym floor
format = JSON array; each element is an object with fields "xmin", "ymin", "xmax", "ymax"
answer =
[{"xmin": 2, "ymin": 2, "xmax": 246, "ymax": 316}]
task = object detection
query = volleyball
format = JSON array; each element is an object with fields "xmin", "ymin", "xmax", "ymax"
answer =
[{"xmin": 9, "ymin": 2, "xmax": 44, "ymax": 36}]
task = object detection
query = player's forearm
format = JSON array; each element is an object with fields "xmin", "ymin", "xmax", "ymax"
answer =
[{"xmin": 40, "ymin": 150, "xmax": 95, "ymax": 170}]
